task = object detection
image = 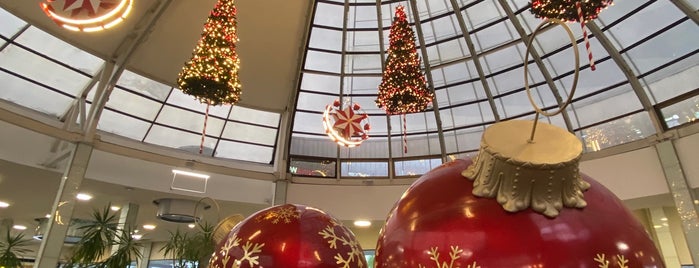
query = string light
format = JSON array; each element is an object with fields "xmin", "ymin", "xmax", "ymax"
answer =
[
  {"xmin": 530, "ymin": 0, "xmax": 614, "ymax": 22},
  {"xmin": 376, "ymin": 5, "xmax": 433, "ymax": 115},
  {"xmin": 177, "ymin": 0, "xmax": 242, "ymax": 106}
]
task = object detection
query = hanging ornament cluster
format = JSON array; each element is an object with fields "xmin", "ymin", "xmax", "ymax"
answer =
[
  {"xmin": 530, "ymin": 0, "xmax": 613, "ymax": 22},
  {"xmin": 377, "ymin": 5, "xmax": 433, "ymax": 153},
  {"xmin": 177, "ymin": 0, "xmax": 242, "ymax": 106},
  {"xmin": 322, "ymin": 99, "xmax": 370, "ymax": 148},
  {"xmin": 376, "ymin": 5, "xmax": 433, "ymax": 115},
  {"xmin": 530, "ymin": 0, "xmax": 611, "ymax": 71},
  {"xmin": 40, "ymin": 0, "xmax": 133, "ymax": 32}
]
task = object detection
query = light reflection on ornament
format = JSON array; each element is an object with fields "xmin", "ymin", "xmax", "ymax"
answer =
[{"xmin": 40, "ymin": 0, "xmax": 133, "ymax": 32}]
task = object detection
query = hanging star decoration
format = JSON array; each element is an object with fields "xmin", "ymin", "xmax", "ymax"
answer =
[
  {"xmin": 322, "ymin": 99, "xmax": 370, "ymax": 148},
  {"xmin": 40, "ymin": 0, "xmax": 131, "ymax": 32}
]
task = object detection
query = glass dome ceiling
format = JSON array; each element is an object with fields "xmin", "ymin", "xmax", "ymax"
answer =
[
  {"xmin": 288, "ymin": 0, "xmax": 699, "ymax": 179},
  {"xmin": 0, "ymin": 0, "xmax": 698, "ymax": 182}
]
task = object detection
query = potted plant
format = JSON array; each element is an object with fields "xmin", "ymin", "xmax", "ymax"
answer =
[
  {"xmin": 161, "ymin": 222, "xmax": 215, "ymax": 268},
  {"xmin": 0, "ymin": 229, "xmax": 33, "ymax": 268},
  {"xmin": 64, "ymin": 205, "xmax": 141, "ymax": 267}
]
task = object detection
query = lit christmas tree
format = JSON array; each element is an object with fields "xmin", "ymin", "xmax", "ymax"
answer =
[
  {"xmin": 376, "ymin": 5, "xmax": 433, "ymax": 115},
  {"xmin": 177, "ymin": 0, "xmax": 241, "ymax": 106},
  {"xmin": 530, "ymin": 0, "xmax": 613, "ymax": 22}
]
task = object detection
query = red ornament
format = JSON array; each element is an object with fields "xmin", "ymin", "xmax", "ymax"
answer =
[
  {"xmin": 375, "ymin": 159, "xmax": 664, "ymax": 267},
  {"xmin": 322, "ymin": 99, "xmax": 370, "ymax": 148},
  {"xmin": 209, "ymin": 204, "xmax": 367, "ymax": 268}
]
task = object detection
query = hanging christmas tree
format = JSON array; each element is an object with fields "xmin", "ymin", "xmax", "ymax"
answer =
[
  {"xmin": 530, "ymin": 0, "xmax": 613, "ymax": 22},
  {"xmin": 177, "ymin": 0, "xmax": 242, "ymax": 106},
  {"xmin": 376, "ymin": 5, "xmax": 433, "ymax": 115}
]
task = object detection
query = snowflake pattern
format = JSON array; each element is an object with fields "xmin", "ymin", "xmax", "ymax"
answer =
[
  {"xmin": 594, "ymin": 253, "xmax": 629, "ymax": 268},
  {"xmin": 255, "ymin": 204, "xmax": 300, "ymax": 224},
  {"xmin": 417, "ymin": 246, "xmax": 478, "ymax": 268},
  {"xmin": 318, "ymin": 224, "xmax": 365, "ymax": 268},
  {"xmin": 209, "ymin": 233, "xmax": 265, "ymax": 268}
]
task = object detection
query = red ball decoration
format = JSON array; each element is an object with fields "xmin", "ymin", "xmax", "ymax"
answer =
[
  {"xmin": 364, "ymin": 124, "xmax": 371, "ymax": 131},
  {"xmin": 210, "ymin": 204, "xmax": 367, "ymax": 268},
  {"xmin": 334, "ymin": 99, "xmax": 341, "ymax": 107},
  {"xmin": 375, "ymin": 159, "xmax": 664, "ymax": 267},
  {"xmin": 353, "ymin": 103, "xmax": 361, "ymax": 111}
]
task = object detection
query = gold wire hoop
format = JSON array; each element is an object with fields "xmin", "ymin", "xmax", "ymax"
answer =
[{"xmin": 524, "ymin": 19, "xmax": 580, "ymax": 118}]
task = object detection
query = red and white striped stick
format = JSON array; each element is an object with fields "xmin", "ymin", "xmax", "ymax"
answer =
[
  {"xmin": 403, "ymin": 113, "xmax": 408, "ymax": 154},
  {"xmin": 199, "ymin": 103, "xmax": 210, "ymax": 155},
  {"xmin": 577, "ymin": 1, "xmax": 596, "ymax": 71}
]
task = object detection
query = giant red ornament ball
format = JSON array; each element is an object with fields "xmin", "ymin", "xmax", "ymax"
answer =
[
  {"xmin": 375, "ymin": 159, "xmax": 664, "ymax": 267},
  {"xmin": 209, "ymin": 204, "xmax": 368, "ymax": 268}
]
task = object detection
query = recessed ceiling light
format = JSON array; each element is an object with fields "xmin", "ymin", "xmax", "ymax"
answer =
[
  {"xmin": 132, "ymin": 234, "xmax": 143, "ymax": 240},
  {"xmin": 110, "ymin": 206, "xmax": 121, "ymax": 211},
  {"xmin": 143, "ymin": 224, "xmax": 156, "ymax": 230},
  {"xmin": 660, "ymin": 217, "xmax": 668, "ymax": 221},
  {"xmin": 13, "ymin": 225, "xmax": 27, "ymax": 230},
  {"xmin": 188, "ymin": 224, "xmax": 196, "ymax": 229},
  {"xmin": 45, "ymin": 214, "xmax": 51, "ymax": 218},
  {"xmin": 0, "ymin": 201, "xmax": 9, "ymax": 208},
  {"xmin": 76, "ymin": 193, "xmax": 93, "ymax": 201},
  {"xmin": 353, "ymin": 220, "xmax": 372, "ymax": 227}
]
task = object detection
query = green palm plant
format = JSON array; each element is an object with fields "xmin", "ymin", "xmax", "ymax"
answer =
[
  {"xmin": 65, "ymin": 205, "xmax": 118, "ymax": 267},
  {"xmin": 101, "ymin": 227, "xmax": 142, "ymax": 268},
  {"xmin": 0, "ymin": 230, "xmax": 33, "ymax": 268},
  {"xmin": 160, "ymin": 229, "xmax": 190, "ymax": 268}
]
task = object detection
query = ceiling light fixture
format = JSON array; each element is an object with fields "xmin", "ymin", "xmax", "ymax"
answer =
[
  {"xmin": 172, "ymin": 169, "xmax": 210, "ymax": 179},
  {"xmin": 132, "ymin": 234, "xmax": 143, "ymax": 240},
  {"xmin": 0, "ymin": 201, "xmax": 9, "ymax": 208},
  {"xmin": 143, "ymin": 224, "xmax": 156, "ymax": 230},
  {"xmin": 353, "ymin": 220, "xmax": 372, "ymax": 227},
  {"xmin": 188, "ymin": 224, "xmax": 196, "ymax": 229},
  {"xmin": 171, "ymin": 170, "xmax": 210, "ymax": 194},
  {"xmin": 110, "ymin": 206, "xmax": 121, "ymax": 211},
  {"xmin": 13, "ymin": 225, "xmax": 27, "ymax": 230},
  {"xmin": 76, "ymin": 193, "xmax": 93, "ymax": 201}
]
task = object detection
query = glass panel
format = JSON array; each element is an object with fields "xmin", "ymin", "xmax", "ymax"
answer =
[
  {"xmin": 341, "ymin": 161, "xmax": 388, "ymax": 177},
  {"xmin": 167, "ymin": 89, "xmax": 230, "ymax": 118},
  {"xmin": 644, "ymin": 57, "xmax": 699, "ymax": 104},
  {"xmin": 297, "ymin": 92, "xmax": 338, "ymax": 112},
  {"xmin": 426, "ymin": 38, "xmax": 469, "ymax": 65},
  {"xmin": 343, "ymin": 76, "xmax": 381, "ymax": 95},
  {"xmin": 309, "ymin": 27, "xmax": 342, "ymax": 51},
  {"xmin": 345, "ymin": 54, "xmax": 382, "ymax": 74},
  {"xmin": 0, "ymin": 44, "xmax": 91, "ymax": 97},
  {"xmin": 0, "ymin": 71, "xmax": 73, "ymax": 116},
  {"xmin": 155, "ymin": 105, "xmax": 225, "ymax": 135},
  {"xmin": 230, "ymin": 106, "xmax": 279, "ymax": 127},
  {"xmin": 97, "ymin": 109, "xmax": 150, "ymax": 141},
  {"xmin": 216, "ymin": 140, "xmax": 273, "ymax": 163},
  {"xmin": 659, "ymin": 94, "xmax": 699, "ymax": 129},
  {"xmin": 602, "ymin": 1, "xmax": 683, "ymax": 50},
  {"xmin": 340, "ymin": 137, "xmax": 390, "ymax": 158},
  {"xmin": 116, "ymin": 70, "xmax": 172, "ymax": 101},
  {"xmin": 622, "ymin": 21, "xmax": 699, "ymax": 76},
  {"xmin": 314, "ymin": 3, "xmax": 345, "ymax": 27},
  {"xmin": 292, "ymin": 111, "xmax": 325, "ymax": 134},
  {"xmin": 0, "ymin": 8, "xmax": 27, "ymax": 38},
  {"xmin": 305, "ymin": 50, "xmax": 341, "ymax": 73},
  {"xmin": 394, "ymin": 158, "xmax": 442, "ymax": 176},
  {"xmin": 222, "ymin": 122, "xmax": 277, "ymax": 146},
  {"xmin": 454, "ymin": 125, "xmax": 487, "ymax": 152},
  {"xmin": 348, "ymin": 5, "xmax": 379, "ymax": 28},
  {"xmin": 463, "ymin": 0, "xmax": 504, "ymax": 29},
  {"xmin": 346, "ymin": 30, "xmax": 380, "ymax": 52},
  {"xmin": 289, "ymin": 158, "xmax": 336, "ymax": 177},
  {"xmin": 421, "ymin": 15, "xmax": 459, "ymax": 44},
  {"xmin": 471, "ymin": 18, "xmax": 515, "ymax": 52},
  {"xmin": 579, "ymin": 112, "xmax": 655, "ymax": 152},
  {"xmin": 573, "ymin": 85, "xmax": 642, "ymax": 127},
  {"xmin": 300, "ymin": 73, "xmax": 341, "ymax": 94},
  {"xmin": 106, "ymin": 88, "xmax": 162, "ymax": 121},
  {"xmin": 16, "ymin": 27, "xmax": 103, "ymax": 75},
  {"xmin": 290, "ymin": 134, "xmax": 338, "ymax": 158},
  {"xmin": 144, "ymin": 125, "xmax": 211, "ymax": 153}
]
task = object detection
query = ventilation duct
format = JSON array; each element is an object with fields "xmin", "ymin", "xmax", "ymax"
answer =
[{"xmin": 153, "ymin": 198, "xmax": 211, "ymax": 223}]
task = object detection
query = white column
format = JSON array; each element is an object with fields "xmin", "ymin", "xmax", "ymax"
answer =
[{"xmin": 34, "ymin": 142, "xmax": 93, "ymax": 268}]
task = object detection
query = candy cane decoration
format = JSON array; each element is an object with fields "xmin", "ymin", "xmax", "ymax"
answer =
[
  {"xmin": 199, "ymin": 103, "xmax": 210, "ymax": 154},
  {"xmin": 577, "ymin": 1, "xmax": 596, "ymax": 71},
  {"xmin": 403, "ymin": 114, "xmax": 408, "ymax": 154}
]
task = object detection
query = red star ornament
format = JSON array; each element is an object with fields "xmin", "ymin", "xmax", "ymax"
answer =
[{"xmin": 332, "ymin": 106, "xmax": 368, "ymax": 139}]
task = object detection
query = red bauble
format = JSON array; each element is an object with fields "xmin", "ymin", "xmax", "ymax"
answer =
[
  {"xmin": 375, "ymin": 159, "xmax": 664, "ymax": 267},
  {"xmin": 210, "ymin": 204, "xmax": 367, "ymax": 268}
]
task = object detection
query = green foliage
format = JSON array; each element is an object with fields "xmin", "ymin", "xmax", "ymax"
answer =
[
  {"xmin": 160, "ymin": 222, "xmax": 216, "ymax": 268},
  {"xmin": 66, "ymin": 206, "xmax": 119, "ymax": 267},
  {"xmin": 0, "ymin": 230, "xmax": 33, "ymax": 268},
  {"xmin": 101, "ymin": 227, "xmax": 142, "ymax": 268}
]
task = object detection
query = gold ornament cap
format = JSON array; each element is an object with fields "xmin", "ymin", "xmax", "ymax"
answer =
[
  {"xmin": 212, "ymin": 214, "xmax": 245, "ymax": 245},
  {"xmin": 462, "ymin": 120, "xmax": 590, "ymax": 218}
]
